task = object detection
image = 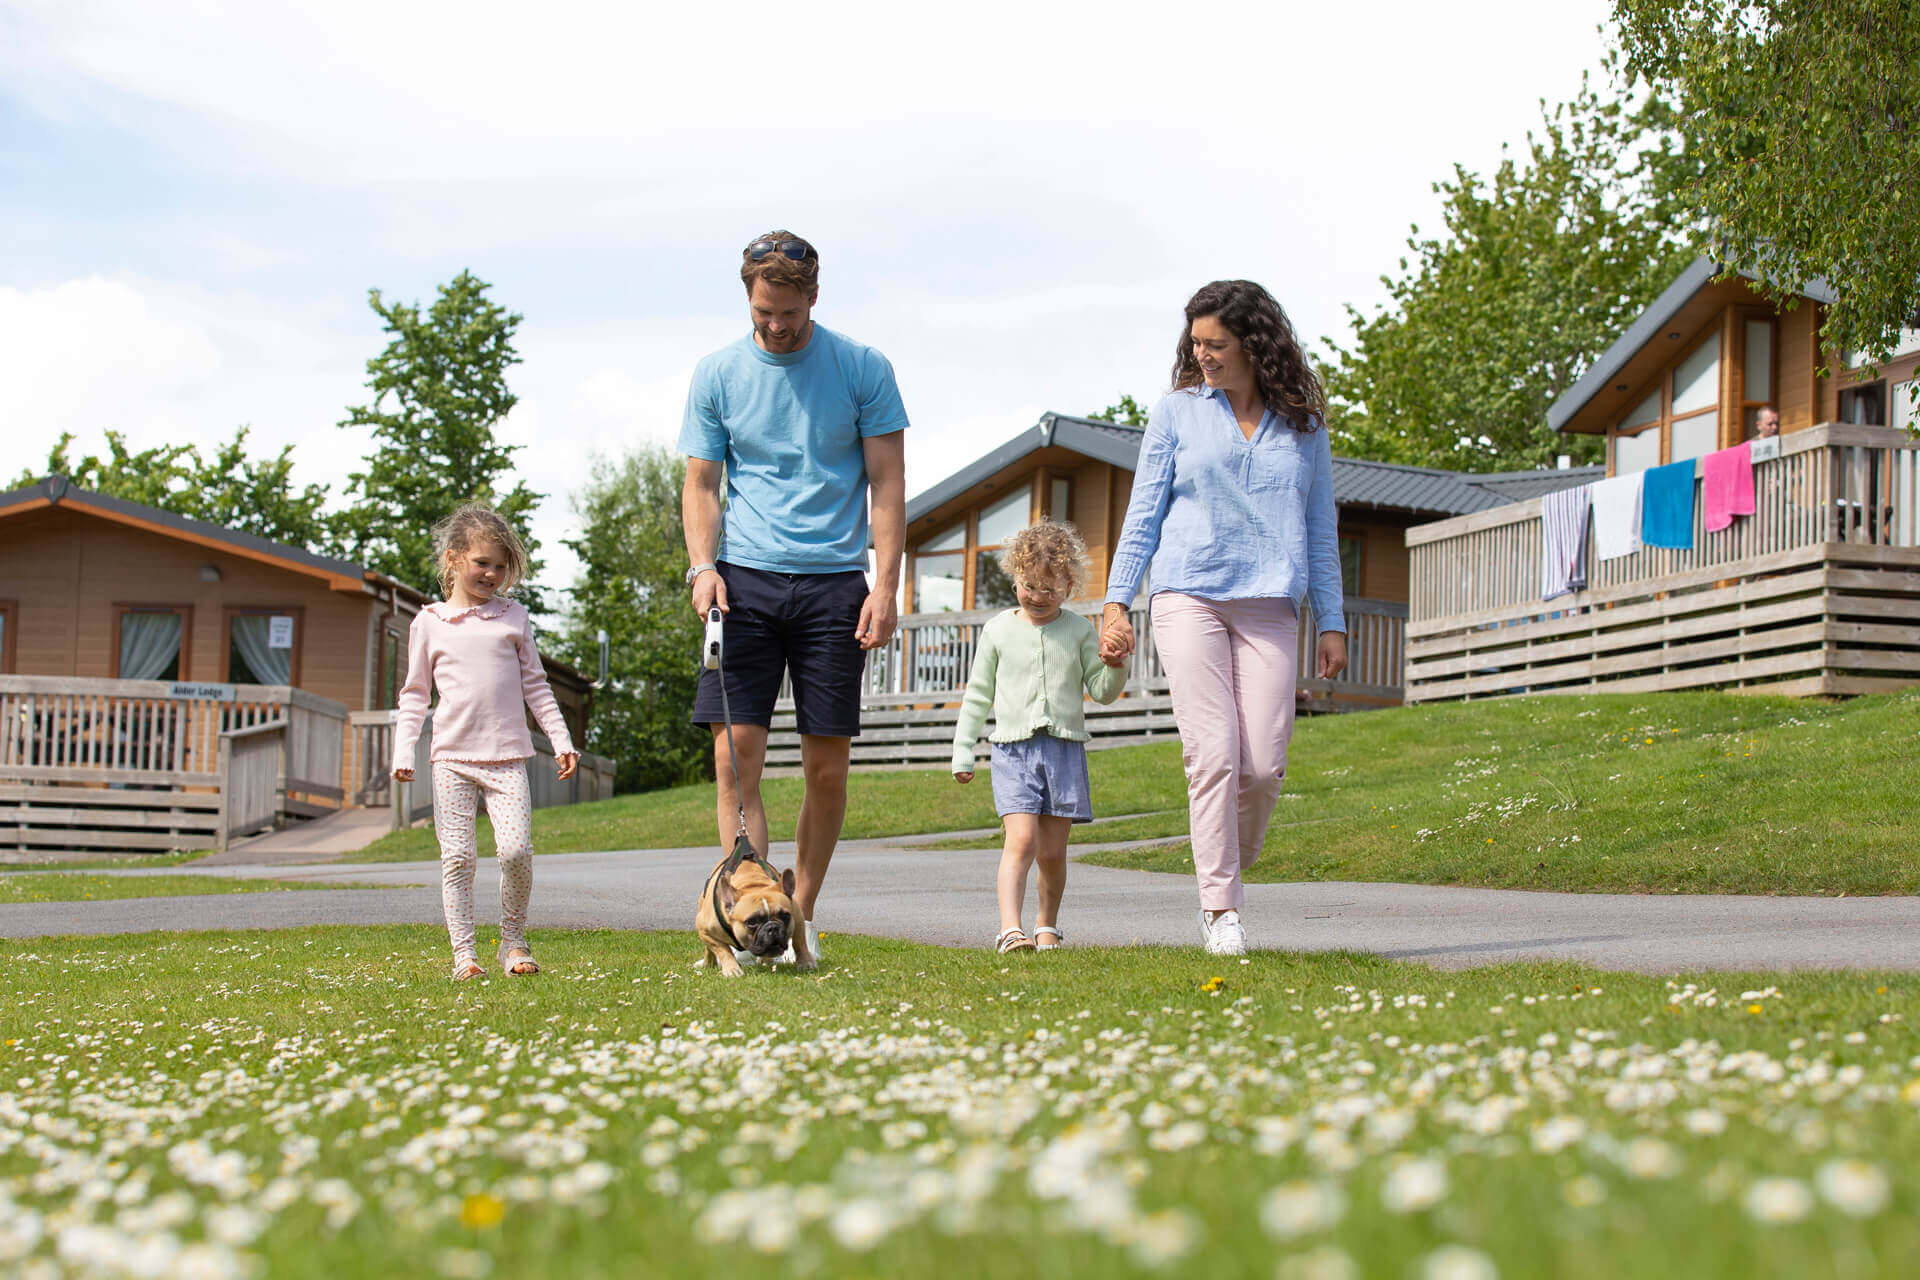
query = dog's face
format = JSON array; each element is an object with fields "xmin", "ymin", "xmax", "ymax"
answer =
[{"xmin": 724, "ymin": 866, "xmax": 797, "ymax": 958}]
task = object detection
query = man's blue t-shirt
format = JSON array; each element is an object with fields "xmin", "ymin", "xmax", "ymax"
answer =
[{"xmin": 678, "ymin": 324, "xmax": 910, "ymax": 574}]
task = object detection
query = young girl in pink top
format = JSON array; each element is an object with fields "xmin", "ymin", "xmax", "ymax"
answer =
[{"xmin": 392, "ymin": 504, "xmax": 580, "ymax": 981}]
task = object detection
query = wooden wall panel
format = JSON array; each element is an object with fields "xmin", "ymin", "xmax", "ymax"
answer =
[
  {"xmin": 0, "ymin": 508, "xmax": 380, "ymax": 709},
  {"xmin": 0, "ymin": 510, "xmax": 84, "ymax": 675},
  {"xmin": 1778, "ymin": 304, "xmax": 1816, "ymax": 430},
  {"xmin": 1359, "ymin": 521, "xmax": 1412, "ymax": 603}
]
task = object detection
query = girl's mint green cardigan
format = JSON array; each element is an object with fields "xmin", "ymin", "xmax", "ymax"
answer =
[{"xmin": 950, "ymin": 609, "xmax": 1128, "ymax": 774}]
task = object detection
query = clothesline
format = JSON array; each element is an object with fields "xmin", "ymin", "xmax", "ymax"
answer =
[{"xmin": 1540, "ymin": 440, "xmax": 1758, "ymax": 601}]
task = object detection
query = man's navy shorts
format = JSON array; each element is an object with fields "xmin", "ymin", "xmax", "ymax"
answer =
[{"xmin": 691, "ymin": 562, "xmax": 868, "ymax": 737}]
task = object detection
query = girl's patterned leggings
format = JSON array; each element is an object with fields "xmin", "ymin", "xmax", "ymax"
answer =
[{"xmin": 430, "ymin": 759, "xmax": 534, "ymax": 960}]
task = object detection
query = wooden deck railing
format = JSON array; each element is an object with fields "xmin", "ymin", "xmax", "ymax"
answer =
[
  {"xmin": 767, "ymin": 594, "xmax": 1407, "ymax": 772},
  {"xmin": 0, "ymin": 676, "xmax": 348, "ymax": 854},
  {"xmin": 1404, "ymin": 423, "xmax": 1920, "ymax": 702},
  {"xmin": 347, "ymin": 710, "xmax": 618, "ymax": 829}
]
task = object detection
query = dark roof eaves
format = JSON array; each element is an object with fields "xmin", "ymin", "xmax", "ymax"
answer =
[
  {"xmin": 1548, "ymin": 257, "xmax": 1840, "ymax": 434},
  {"xmin": 0, "ymin": 475, "xmax": 377, "ymax": 587},
  {"xmin": 1547, "ymin": 256, "xmax": 1721, "ymax": 434},
  {"xmin": 906, "ymin": 424, "xmax": 1049, "ymax": 525}
]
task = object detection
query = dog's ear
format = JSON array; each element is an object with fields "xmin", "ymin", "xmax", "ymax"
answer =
[
  {"xmin": 781, "ymin": 867, "xmax": 795, "ymax": 897},
  {"xmin": 719, "ymin": 873, "xmax": 737, "ymax": 913}
]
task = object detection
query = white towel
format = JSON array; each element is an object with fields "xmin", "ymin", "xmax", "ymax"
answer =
[
  {"xmin": 1591, "ymin": 472, "xmax": 1644, "ymax": 561},
  {"xmin": 1540, "ymin": 484, "xmax": 1592, "ymax": 599}
]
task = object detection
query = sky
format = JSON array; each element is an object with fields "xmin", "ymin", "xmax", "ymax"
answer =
[{"xmin": 3, "ymin": 0, "xmax": 1621, "ymax": 601}]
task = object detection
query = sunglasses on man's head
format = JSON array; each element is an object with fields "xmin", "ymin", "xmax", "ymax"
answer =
[{"xmin": 745, "ymin": 237, "xmax": 816, "ymax": 262}]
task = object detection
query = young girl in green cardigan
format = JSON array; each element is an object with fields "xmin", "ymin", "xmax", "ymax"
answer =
[{"xmin": 952, "ymin": 521, "xmax": 1128, "ymax": 953}]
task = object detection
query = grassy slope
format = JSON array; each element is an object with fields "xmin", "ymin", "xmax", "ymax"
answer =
[
  {"xmin": 0, "ymin": 873, "xmax": 393, "ymax": 903},
  {"xmin": 348, "ymin": 689, "xmax": 1918, "ymax": 895},
  {"xmin": 1087, "ymin": 687, "xmax": 1920, "ymax": 895},
  {"xmin": 3, "ymin": 928, "xmax": 1914, "ymax": 1279}
]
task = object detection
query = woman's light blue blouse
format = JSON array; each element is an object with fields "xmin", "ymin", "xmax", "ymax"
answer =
[{"xmin": 1102, "ymin": 386, "xmax": 1346, "ymax": 633}]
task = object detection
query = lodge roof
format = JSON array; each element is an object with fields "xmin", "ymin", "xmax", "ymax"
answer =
[
  {"xmin": 1547, "ymin": 255, "xmax": 1839, "ymax": 436},
  {"xmin": 0, "ymin": 474, "xmax": 427, "ymax": 601},
  {"xmin": 906, "ymin": 412, "xmax": 1599, "ymax": 526}
]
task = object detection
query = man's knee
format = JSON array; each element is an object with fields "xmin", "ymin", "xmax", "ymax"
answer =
[{"xmin": 799, "ymin": 736, "xmax": 850, "ymax": 791}]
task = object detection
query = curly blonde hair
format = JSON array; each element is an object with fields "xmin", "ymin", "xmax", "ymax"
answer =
[
  {"xmin": 1000, "ymin": 520, "xmax": 1088, "ymax": 599},
  {"xmin": 432, "ymin": 502, "xmax": 529, "ymax": 599}
]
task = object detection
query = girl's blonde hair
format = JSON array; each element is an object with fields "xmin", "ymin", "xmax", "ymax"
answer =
[
  {"xmin": 1001, "ymin": 520, "xmax": 1088, "ymax": 599},
  {"xmin": 432, "ymin": 502, "xmax": 529, "ymax": 598}
]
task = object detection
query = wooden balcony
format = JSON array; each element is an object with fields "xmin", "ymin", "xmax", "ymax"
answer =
[
  {"xmin": 768, "ymin": 595, "xmax": 1408, "ymax": 772},
  {"xmin": 1404, "ymin": 423, "xmax": 1920, "ymax": 702},
  {"xmin": 0, "ymin": 676, "xmax": 347, "ymax": 856}
]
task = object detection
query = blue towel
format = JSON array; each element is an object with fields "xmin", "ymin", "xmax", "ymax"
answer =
[{"xmin": 1641, "ymin": 459, "xmax": 1696, "ymax": 549}]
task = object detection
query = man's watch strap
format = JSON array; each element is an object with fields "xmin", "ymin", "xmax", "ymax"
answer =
[{"xmin": 685, "ymin": 562, "xmax": 717, "ymax": 588}]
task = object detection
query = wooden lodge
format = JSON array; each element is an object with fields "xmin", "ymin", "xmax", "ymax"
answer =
[
  {"xmin": 770, "ymin": 412, "xmax": 1598, "ymax": 770},
  {"xmin": 1404, "ymin": 259, "xmax": 1920, "ymax": 702},
  {"xmin": 0, "ymin": 477, "xmax": 613, "ymax": 857}
]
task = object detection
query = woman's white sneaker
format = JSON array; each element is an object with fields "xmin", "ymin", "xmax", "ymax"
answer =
[{"xmin": 1200, "ymin": 909, "xmax": 1247, "ymax": 956}]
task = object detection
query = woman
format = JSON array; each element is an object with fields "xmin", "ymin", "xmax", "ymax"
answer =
[{"xmin": 1100, "ymin": 280, "xmax": 1347, "ymax": 956}]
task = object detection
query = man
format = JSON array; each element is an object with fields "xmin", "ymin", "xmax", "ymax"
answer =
[
  {"xmin": 1754, "ymin": 406, "xmax": 1781, "ymax": 439},
  {"xmin": 680, "ymin": 230, "xmax": 908, "ymax": 964}
]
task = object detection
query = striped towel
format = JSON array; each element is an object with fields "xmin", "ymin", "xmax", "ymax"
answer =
[
  {"xmin": 1540, "ymin": 484, "xmax": 1591, "ymax": 600},
  {"xmin": 1591, "ymin": 472, "xmax": 1644, "ymax": 560}
]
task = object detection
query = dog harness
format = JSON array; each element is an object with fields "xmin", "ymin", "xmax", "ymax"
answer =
[{"xmin": 705, "ymin": 607, "xmax": 785, "ymax": 952}]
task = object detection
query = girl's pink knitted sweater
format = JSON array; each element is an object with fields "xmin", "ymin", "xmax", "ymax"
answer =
[{"xmin": 391, "ymin": 598, "xmax": 576, "ymax": 768}]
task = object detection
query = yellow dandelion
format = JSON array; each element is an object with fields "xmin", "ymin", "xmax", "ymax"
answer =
[
  {"xmin": 459, "ymin": 1193, "xmax": 506, "ymax": 1230},
  {"xmin": 1748, "ymin": 1004, "xmax": 1764, "ymax": 1015},
  {"xmin": 1877, "ymin": 986, "xmax": 1888, "ymax": 995}
]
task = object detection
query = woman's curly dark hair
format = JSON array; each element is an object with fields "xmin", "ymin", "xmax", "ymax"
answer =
[{"xmin": 1169, "ymin": 280, "xmax": 1325, "ymax": 431}]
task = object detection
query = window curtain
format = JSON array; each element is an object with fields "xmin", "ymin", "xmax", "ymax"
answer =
[
  {"xmin": 119, "ymin": 612, "xmax": 183, "ymax": 680},
  {"xmin": 230, "ymin": 614, "xmax": 293, "ymax": 685}
]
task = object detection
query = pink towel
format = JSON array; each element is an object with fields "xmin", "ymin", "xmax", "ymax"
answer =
[{"xmin": 1701, "ymin": 441, "xmax": 1755, "ymax": 533}]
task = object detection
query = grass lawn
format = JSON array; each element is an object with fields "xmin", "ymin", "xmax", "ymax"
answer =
[
  {"xmin": 2, "ymin": 927, "xmax": 1914, "ymax": 1278},
  {"xmin": 0, "ymin": 851, "xmax": 214, "ymax": 873},
  {"xmin": 348, "ymin": 689, "xmax": 1919, "ymax": 896},
  {"xmin": 0, "ymin": 874, "xmax": 395, "ymax": 904}
]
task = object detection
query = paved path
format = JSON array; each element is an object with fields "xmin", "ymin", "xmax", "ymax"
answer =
[{"xmin": 5, "ymin": 841, "xmax": 1918, "ymax": 973}]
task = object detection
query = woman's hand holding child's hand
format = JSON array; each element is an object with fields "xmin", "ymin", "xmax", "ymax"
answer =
[
  {"xmin": 392, "ymin": 767, "xmax": 414, "ymax": 782},
  {"xmin": 954, "ymin": 771, "xmax": 973, "ymax": 785},
  {"xmin": 1099, "ymin": 604, "xmax": 1135, "ymax": 665},
  {"xmin": 556, "ymin": 752, "xmax": 579, "ymax": 781}
]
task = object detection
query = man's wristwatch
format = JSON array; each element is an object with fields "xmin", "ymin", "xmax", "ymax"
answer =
[{"xmin": 685, "ymin": 563, "xmax": 717, "ymax": 588}]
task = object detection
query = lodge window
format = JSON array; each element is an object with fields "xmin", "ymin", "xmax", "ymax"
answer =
[
  {"xmin": 1740, "ymin": 314, "xmax": 1777, "ymax": 439},
  {"xmin": 972, "ymin": 487, "xmax": 1031, "ymax": 610},
  {"xmin": 222, "ymin": 607, "xmax": 303, "ymax": 688},
  {"xmin": 910, "ymin": 473, "xmax": 1067, "ymax": 612},
  {"xmin": 1338, "ymin": 536, "xmax": 1363, "ymax": 596},
  {"xmin": 0, "ymin": 600, "xmax": 16, "ymax": 674},
  {"xmin": 1839, "ymin": 382, "xmax": 1886, "ymax": 426},
  {"xmin": 377, "ymin": 620, "xmax": 408, "ymax": 710},
  {"xmin": 113, "ymin": 604, "xmax": 192, "ymax": 681},
  {"xmin": 911, "ymin": 521, "xmax": 968, "ymax": 613},
  {"xmin": 1610, "ymin": 330, "xmax": 1720, "ymax": 475}
]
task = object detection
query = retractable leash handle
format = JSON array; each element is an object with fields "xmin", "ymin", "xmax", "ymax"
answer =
[{"xmin": 704, "ymin": 607, "xmax": 754, "ymax": 863}]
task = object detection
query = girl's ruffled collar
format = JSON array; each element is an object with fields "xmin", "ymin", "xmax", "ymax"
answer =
[{"xmin": 427, "ymin": 598, "xmax": 513, "ymax": 622}]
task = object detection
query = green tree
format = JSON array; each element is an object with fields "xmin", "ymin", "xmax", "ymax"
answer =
[
  {"xmin": 1322, "ymin": 66, "xmax": 1700, "ymax": 470},
  {"xmin": 1087, "ymin": 395, "xmax": 1150, "ymax": 427},
  {"xmin": 558, "ymin": 445, "xmax": 709, "ymax": 793},
  {"xmin": 335, "ymin": 270, "xmax": 544, "ymax": 603},
  {"xmin": 17, "ymin": 428, "xmax": 335, "ymax": 550},
  {"xmin": 1613, "ymin": 0, "xmax": 1920, "ymax": 370}
]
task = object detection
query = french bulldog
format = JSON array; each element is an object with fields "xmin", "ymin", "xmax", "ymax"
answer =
[{"xmin": 695, "ymin": 846, "xmax": 815, "ymax": 977}]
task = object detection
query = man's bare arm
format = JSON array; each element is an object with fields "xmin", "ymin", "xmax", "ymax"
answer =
[
  {"xmin": 683, "ymin": 457, "xmax": 728, "ymax": 614},
  {"xmin": 859, "ymin": 431, "xmax": 906, "ymax": 649}
]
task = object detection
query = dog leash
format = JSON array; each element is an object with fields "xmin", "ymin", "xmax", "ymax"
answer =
[{"xmin": 705, "ymin": 606, "xmax": 775, "ymax": 879}]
